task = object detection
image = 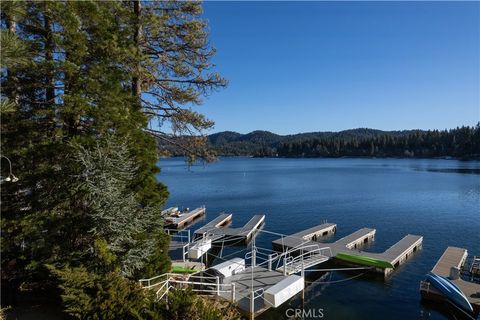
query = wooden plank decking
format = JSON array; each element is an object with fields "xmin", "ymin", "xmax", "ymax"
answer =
[{"xmin": 432, "ymin": 246, "xmax": 468, "ymax": 277}]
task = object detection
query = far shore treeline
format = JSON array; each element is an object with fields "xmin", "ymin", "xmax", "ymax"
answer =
[{"xmin": 202, "ymin": 125, "xmax": 480, "ymax": 159}]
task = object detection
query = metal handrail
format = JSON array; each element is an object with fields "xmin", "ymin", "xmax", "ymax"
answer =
[
  {"xmin": 287, "ymin": 248, "xmax": 328, "ymax": 266},
  {"xmin": 165, "ymin": 229, "xmax": 191, "ymax": 243},
  {"xmin": 142, "ymin": 272, "xmax": 236, "ymax": 302},
  {"xmin": 140, "ymin": 272, "xmax": 221, "ymax": 288}
]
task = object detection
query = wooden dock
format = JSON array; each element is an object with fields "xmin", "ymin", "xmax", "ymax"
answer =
[
  {"xmin": 272, "ymin": 222, "xmax": 337, "ymax": 251},
  {"xmin": 293, "ymin": 222, "xmax": 337, "ymax": 240},
  {"xmin": 161, "ymin": 207, "xmax": 178, "ymax": 216},
  {"xmin": 331, "ymin": 227, "xmax": 376, "ymax": 250},
  {"xmin": 194, "ymin": 213, "xmax": 233, "ymax": 237},
  {"xmin": 165, "ymin": 207, "xmax": 206, "ymax": 229},
  {"xmin": 194, "ymin": 214, "xmax": 265, "ymax": 243},
  {"xmin": 272, "ymin": 224, "xmax": 422, "ymax": 277},
  {"xmin": 381, "ymin": 235, "xmax": 423, "ymax": 268},
  {"xmin": 155, "ymin": 220, "xmax": 425, "ymax": 318},
  {"xmin": 333, "ymin": 234, "xmax": 423, "ymax": 276},
  {"xmin": 421, "ymin": 247, "xmax": 480, "ymax": 316}
]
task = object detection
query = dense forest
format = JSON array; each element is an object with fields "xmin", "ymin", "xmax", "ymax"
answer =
[
  {"xmin": 207, "ymin": 125, "xmax": 480, "ymax": 159},
  {"xmin": 1, "ymin": 1, "xmax": 235, "ymax": 319}
]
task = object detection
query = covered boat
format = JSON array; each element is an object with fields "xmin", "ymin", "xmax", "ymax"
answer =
[
  {"xmin": 425, "ymin": 272, "xmax": 473, "ymax": 314},
  {"xmin": 335, "ymin": 252, "xmax": 394, "ymax": 269}
]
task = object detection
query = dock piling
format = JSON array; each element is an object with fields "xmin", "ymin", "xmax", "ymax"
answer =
[
  {"xmin": 231, "ymin": 282, "xmax": 236, "ymax": 302},
  {"xmin": 250, "ymin": 290, "xmax": 255, "ymax": 320}
]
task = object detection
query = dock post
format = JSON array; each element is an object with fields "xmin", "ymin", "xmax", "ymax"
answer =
[
  {"xmin": 301, "ymin": 254, "xmax": 305, "ymax": 304},
  {"xmin": 250, "ymin": 290, "xmax": 255, "ymax": 320},
  {"xmin": 231, "ymin": 283, "xmax": 236, "ymax": 302},
  {"xmin": 283, "ymin": 257, "xmax": 287, "ymax": 276},
  {"xmin": 216, "ymin": 276, "xmax": 220, "ymax": 295},
  {"xmin": 268, "ymin": 254, "xmax": 272, "ymax": 271}
]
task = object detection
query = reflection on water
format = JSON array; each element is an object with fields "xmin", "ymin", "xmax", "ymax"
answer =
[{"xmin": 416, "ymin": 168, "xmax": 480, "ymax": 174}]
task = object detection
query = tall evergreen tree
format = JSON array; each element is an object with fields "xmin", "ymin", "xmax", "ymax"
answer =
[{"xmin": 1, "ymin": 1, "xmax": 225, "ymax": 316}]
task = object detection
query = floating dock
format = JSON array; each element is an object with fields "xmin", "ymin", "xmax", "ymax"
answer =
[
  {"xmin": 161, "ymin": 207, "xmax": 179, "ymax": 216},
  {"xmin": 272, "ymin": 222, "xmax": 337, "ymax": 250},
  {"xmin": 194, "ymin": 213, "xmax": 233, "ymax": 237},
  {"xmin": 331, "ymin": 227, "xmax": 376, "ymax": 250},
  {"xmin": 272, "ymin": 223, "xmax": 422, "ymax": 277},
  {"xmin": 420, "ymin": 247, "xmax": 480, "ymax": 317},
  {"xmin": 165, "ymin": 207, "xmax": 206, "ymax": 229},
  {"xmin": 219, "ymin": 266, "xmax": 290, "ymax": 316},
  {"xmin": 194, "ymin": 214, "xmax": 265, "ymax": 243},
  {"xmin": 145, "ymin": 219, "xmax": 426, "ymax": 319}
]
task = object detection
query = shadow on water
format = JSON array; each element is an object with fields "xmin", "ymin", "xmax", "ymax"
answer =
[
  {"xmin": 420, "ymin": 299, "xmax": 477, "ymax": 320},
  {"xmin": 415, "ymin": 168, "xmax": 480, "ymax": 175}
]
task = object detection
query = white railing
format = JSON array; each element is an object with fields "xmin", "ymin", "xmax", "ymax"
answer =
[
  {"xmin": 139, "ymin": 272, "xmax": 236, "ymax": 302},
  {"xmin": 242, "ymin": 244, "xmax": 330, "ymax": 274},
  {"xmin": 165, "ymin": 228, "xmax": 191, "ymax": 243},
  {"xmin": 285, "ymin": 248, "xmax": 329, "ymax": 267},
  {"xmin": 274, "ymin": 244, "xmax": 332, "ymax": 274},
  {"xmin": 139, "ymin": 273, "xmax": 178, "ymax": 289}
]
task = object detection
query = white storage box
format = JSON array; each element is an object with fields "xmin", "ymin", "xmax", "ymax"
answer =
[
  {"xmin": 211, "ymin": 258, "xmax": 245, "ymax": 278},
  {"xmin": 264, "ymin": 275, "xmax": 304, "ymax": 308},
  {"xmin": 188, "ymin": 239, "xmax": 212, "ymax": 259}
]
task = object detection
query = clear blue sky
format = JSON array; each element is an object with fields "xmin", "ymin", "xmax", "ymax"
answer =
[{"xmin": 196, "ymin": 1, "xmax": 479, "ymax": 134}]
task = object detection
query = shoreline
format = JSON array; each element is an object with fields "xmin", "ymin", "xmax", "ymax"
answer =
[{"xmin": 161, "ymin": 155, "xmax": 480, "ymax": 161}]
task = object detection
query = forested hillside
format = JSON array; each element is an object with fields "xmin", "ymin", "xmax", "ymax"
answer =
[{"xmin": 207, "ymin": 125, "xmax": 480, "ymax": 159}]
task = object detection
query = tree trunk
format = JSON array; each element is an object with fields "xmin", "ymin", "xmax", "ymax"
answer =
[
  {"xmin": 44, "ymin": 5, "xmax": 55, "ymax": 106},
  {"xmin": 132, "ymin": 0, "xmax": 142, "ymax": 99},
  {"xmin": 6, "ymin": 15, "xmax": 19, "ymax": 106}
]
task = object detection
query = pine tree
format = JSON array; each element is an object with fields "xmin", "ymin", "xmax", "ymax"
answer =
[{"xmin": 1, "ymin": 1, "xmax": 225, "ymax": 315}]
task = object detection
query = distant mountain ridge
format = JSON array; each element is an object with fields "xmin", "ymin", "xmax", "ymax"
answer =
[
  {"xmin": 208, "ymin": 128, "xmax": 419, "ymax": 148},
  {"xmin": 207, "ymin": 126, "xmax": 480, "ymax": 158}
]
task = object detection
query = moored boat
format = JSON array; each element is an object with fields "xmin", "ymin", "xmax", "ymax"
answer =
[
  {"xmin": 425, "ymin": 272, "xmax": 473, "ymax": 314},
  {"xmin": 335, "ymin": 252, "xmax": 394, "ymax": 269}
]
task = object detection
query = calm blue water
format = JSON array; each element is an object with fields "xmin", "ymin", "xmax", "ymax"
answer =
[{"xmin": 157, "ymin": 157, "xmax": 480, "ymax": 320}]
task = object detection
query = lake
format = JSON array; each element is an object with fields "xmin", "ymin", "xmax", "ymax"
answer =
[{"xmin": 157, "ymin": 157, "xmax": 480, "ymax": 320}]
